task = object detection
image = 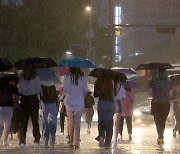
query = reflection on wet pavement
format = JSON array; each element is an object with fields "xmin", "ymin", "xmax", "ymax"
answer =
[{"xmin": 0, "ymin": 122, "xmax": 180, "ymax": 153}]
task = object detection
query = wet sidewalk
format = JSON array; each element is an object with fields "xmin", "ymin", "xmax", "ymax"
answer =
[{"xmin": 0, "ymin": 122, "xmax": 180, "ymax": 153}]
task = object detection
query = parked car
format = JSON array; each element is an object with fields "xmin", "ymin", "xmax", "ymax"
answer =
[{"xmin": 133, "ymin": 98, "xmax": 174, "ymax": 124}]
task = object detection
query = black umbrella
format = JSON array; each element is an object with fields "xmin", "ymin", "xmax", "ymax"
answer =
[
  {"xmin": 0, "ymin": 72, "xmax": 19, "ymax": 84},
  {"xmin": 14, "ymin": 57, "xmax": 57, "ymax": 70},
  {"xmin": 0, "ymin": 57, "xmax": 13, "ymax": 72},
  {"xmin": 89, "ymin": 68, "xmax": 127, "ymax": 83},
  {"xmin": 136, "ymin": 62, "xmax": 174, "ymax": 70}
]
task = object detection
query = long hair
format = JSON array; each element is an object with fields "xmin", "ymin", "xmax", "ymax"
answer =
[
  {"xmin": 100, "ymin": 75, "xmax": 113, "ymax": 96},
  {"xmin": 157, "ymin": 69, "xmax": 168, "ymax": 88},
  {"xmin": 22, "ymin": 62, "xmax": 36, "ymax": 80},
  {"xmin": 113, "ymin": 76, "xmax": 120, "ymax": 96},
  {"xmin": 69, "ymin": 67, "xmax": 84, "ymax": 85}
]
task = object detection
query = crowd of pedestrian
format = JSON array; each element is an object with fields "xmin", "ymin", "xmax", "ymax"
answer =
[{"xmin": 0, "ymin": 62, "xmax": 179, "ymax": 150}]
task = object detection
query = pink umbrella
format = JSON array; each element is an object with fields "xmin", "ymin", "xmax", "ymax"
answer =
[{"xmin": 53, "ymin": 67, "xmax": 69, "ymax": 76}]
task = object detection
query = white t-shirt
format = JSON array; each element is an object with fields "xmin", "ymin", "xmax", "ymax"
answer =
[
  {"xmin": 115, "ymin": 83, "xmax": 126, "ymax": 100},
  {"xmin": 64, "ymin": 75, "xmax": 87, "ymax": 111},
  {"xmin": 18, "ymin": 75, "xmax": 42, "ymax": 96}
]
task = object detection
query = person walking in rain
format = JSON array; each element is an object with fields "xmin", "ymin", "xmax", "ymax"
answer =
[
  {"xmin": 41, "ymin": 85, "xmax": 58, "ymax": 149},
  {"xmin": 63, "ymin": 67, "xmax": 87, "ymax": 149},
  {"xmin": 18, "ymin": 62, "xmax": 41, "ymax": 148},
  {"xmin": 170, "ymin": 79, "xmax": 180, "ymax": 137},
  {"xmin": 149, "ymin": 69, "xmax": 172, "ymax": 145},
  {"xmin": 112, "ymin": 80, "xmax": 126, "ymax": 147},
  {"xmin": 84, "ymin": 91, "xmax": 95, "ymax": 134},
  {"xmin": 119, "ymin": 86, "xmax": 135, "ymax": 140},
  {"xmin": 0, "ymin": 76, "xmax": 19, "ymax": 148},
  {"xmin": 94, "ymin": 75, "xmax": 115, "ymax": 148}
]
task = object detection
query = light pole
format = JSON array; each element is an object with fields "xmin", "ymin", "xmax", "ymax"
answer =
[
  {"xmin": 109, "ymin": 0, "xmax": 114, "ymax": 68},
  {"xmin": 85, "ymin": 5, "xmax": 94, "ymax": 60}
]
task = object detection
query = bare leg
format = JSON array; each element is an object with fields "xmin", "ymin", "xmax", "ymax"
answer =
[{"xmin": 113, "ymin": 113, "xmax": 120, "ymax": 147}]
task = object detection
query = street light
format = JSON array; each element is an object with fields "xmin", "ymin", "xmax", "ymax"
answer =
[
  {"xmin": 85, "ymin": 6, "xmax": 92, "ymax": 12},
  {"xmin": 85, "ymin": 5, "xmax": 94, "ymax": 61}
]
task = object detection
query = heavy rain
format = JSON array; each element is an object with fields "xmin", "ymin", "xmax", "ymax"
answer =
[{"xmin": 0, "ymin": 0, "xmax": 180, "ymax": 153}]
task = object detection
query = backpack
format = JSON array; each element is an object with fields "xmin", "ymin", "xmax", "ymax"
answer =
[{"xmin": 0, "ymin": 84, "xmax": 12, "ymax": 104}]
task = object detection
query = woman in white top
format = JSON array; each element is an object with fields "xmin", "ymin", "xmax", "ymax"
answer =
[
  {"xmin": 113, "ymin": 81, "xmax": 126, "ymax": 147},
  {"xmin": 18, "ymin": 62, "xmax": 41, "ymax": 148},
  {"xmin": 64, "ymin": 67, "xmax": 87, "ymax": 149}
]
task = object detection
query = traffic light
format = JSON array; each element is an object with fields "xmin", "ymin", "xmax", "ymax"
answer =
[{"xmin": 114, "ymin": 27, "xmax": 122, "ymax": 36}]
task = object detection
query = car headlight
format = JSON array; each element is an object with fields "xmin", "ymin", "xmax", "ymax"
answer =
[{"xmin": 133, "ymin": 110, "xmax": 142, "ymax": 116}]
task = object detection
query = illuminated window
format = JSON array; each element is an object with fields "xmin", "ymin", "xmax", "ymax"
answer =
[{"xmin": 114, "ymin": 6, "xmax": 122, "ymax": 63}]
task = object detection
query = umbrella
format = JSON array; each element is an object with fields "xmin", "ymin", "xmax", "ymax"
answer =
[
  {"xmin": 0, "ymin": 72, "xmax": 19, "ymax": 83},
  {"xmin": 111, "ymin": 67, "xmax": 136, "ymax": 75},
  {"xmin": 169, "ymin": 74, "xmax": 180, "ymax": 85},
  {"xmin": 123, "ymin": 80, "xmax": 140, "ymax": 90},
  {"xmin": 89, "ymin": 68, "xmax": 127, "ymax": 83},
  {"xmin": 111, "ymin": 67, "xmax": 137, "ymax": 79},
  {"xmin": 136, "ymin": 62, "xmax": 174, "ymax": 70},
  {"xmin": 52, "ymin": 67, "xmax": 69, "ymax": 76},
  {"xmin": 58, "ymin": 57, "xmax": 96, "ymax": 68},
  {"xmin": 36, "ymin": 68, "xmax": 60, "ymax": 86},
  {"xmin": 14, "ymin": 57, "xmax": 57, "ymax": 70},
  {"xmin": 0, "ymin": 57, "xmax": 13, "ymax": 72}
]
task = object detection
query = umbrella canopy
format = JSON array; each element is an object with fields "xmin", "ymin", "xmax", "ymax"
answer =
[
  {"xmin": 111, "ymin": 67, "xmax": 137, "ymax": 79},
  {"xmin": 136, "ymin": 62, "xmax": 174, "ymax": 70},
  {"xmin": 52, "ymin": 67, "xmax": 69, "ymax": 76},
  {"xmin": 123, "ymin": 80, "xmax": 140, "ymax": 90},
  {"xmin": 89, "ymin": 68, "xmax": 127, "ymax": 83},
  {"xmin": 0, "ymin": 57, "xmax": 13, "ymax": 72},
  {"xmin": 58, "ymin": 57, "xmax": 96, "ymax": 68},
  {"xmin": 14, "ymin": 57, "xmax": 57, "ymax": 70},
  {"xmin": 111, "ymin": 67, "xmax": 136, "ymax": 75},
  {"xmin": 36, "ymin": 68, "xmax": 60, "ymax": 87},
  {"xmin": 0, "ymin": 72, "xmax": 19, "ymax": 83},
  {"xmin": 169, "ymin": 74, "xmax": 180, "ymax": 85}
]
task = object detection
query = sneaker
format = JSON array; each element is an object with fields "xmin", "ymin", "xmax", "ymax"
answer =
[
  {"xmin": 104, "ymin": 142, "xmax": 112, "ymax": 148},
  {"xmin": 129, "ymin": 134, "xmax": 132, "ymax": 140},
  {"xmin": 157, "ymin": 138, "xmax": 164, "ymax": 145},
  {"xmin": 66, "ymin": 135, "xmax": 70, "ymax": 139},
  {"xmin": 3, "ymin": 141, "xmax": 9, "ymax": 148},
  {"xmin": 34, "ymin": 142, "xmax": 40, "ymax": 149},
  {"xmin": 69, "ymin": 144, "xmax": 74, "ymax": 148},
  {"xmin": 60, "ymin": 132, "xmax": 64, "ymax": 135},
  {"xmin": 95, "ymin": 135, "xmax": 100, "ymax": 142},
  {"xmin": 99, "ymin": 136, "xmax": 104, "ymax": 148},
  {"xmin": 50, "ymin": 142, "xmax": 55, "ymax": 149},
  {"xmin": 118, "ymin": 134, "xmax": 122, "ymax": 140},
  {"xmin": 19, "ymin": 143, "xmax": 26, "ymax": 149},
  {"xmin": 87, "ymin": 129, "xmax": 90, "ymax": 134},
  {"xmin": 74, "ymin": 145, "xmax": 80, "ymax": 149}
]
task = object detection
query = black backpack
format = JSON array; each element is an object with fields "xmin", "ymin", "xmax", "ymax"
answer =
[{"xmin": 0, "ymin": 84, "xmax": 12, "ymax": 104}]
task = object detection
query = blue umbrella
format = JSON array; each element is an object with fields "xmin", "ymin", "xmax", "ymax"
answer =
[
  {"xmin": 36, "ymin": 68, "xmax": 60, "ymax": 86},
  {"xmin": 58, "ymin": 57, "xmax": 96, "ymax": 68}
]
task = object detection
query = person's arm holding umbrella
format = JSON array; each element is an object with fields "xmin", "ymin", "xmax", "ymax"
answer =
[{"xmin": 94, "ymin": 79, "xmax": 100, "ymax": 98}]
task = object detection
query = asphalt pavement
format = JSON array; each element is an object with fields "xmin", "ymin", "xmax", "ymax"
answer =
[{"xmin": 0, "ymin": 121, "xmax": 180, "ymax": 154}]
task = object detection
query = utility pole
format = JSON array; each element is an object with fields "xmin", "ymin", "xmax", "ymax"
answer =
[
  {"xmin": 109, "ymin": 0, "xmax": 114, "ymax": 68},
  {"xmin": 85, "ymin": 1, "xmax": 94, "ymax": 61}
]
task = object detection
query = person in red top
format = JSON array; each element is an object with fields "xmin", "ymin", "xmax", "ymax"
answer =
[{"xmin": 119, "ymin": 87, "xmax": 135, "ymax": 140}]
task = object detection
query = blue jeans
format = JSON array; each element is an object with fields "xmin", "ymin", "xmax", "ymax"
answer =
[
  {"xmin": 98, "ymin": 100, "xmax": 115, "ymax": 145},
  {"xmin": 42, "ymin": 102, "xmax": 57, "ymax": 145}
]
